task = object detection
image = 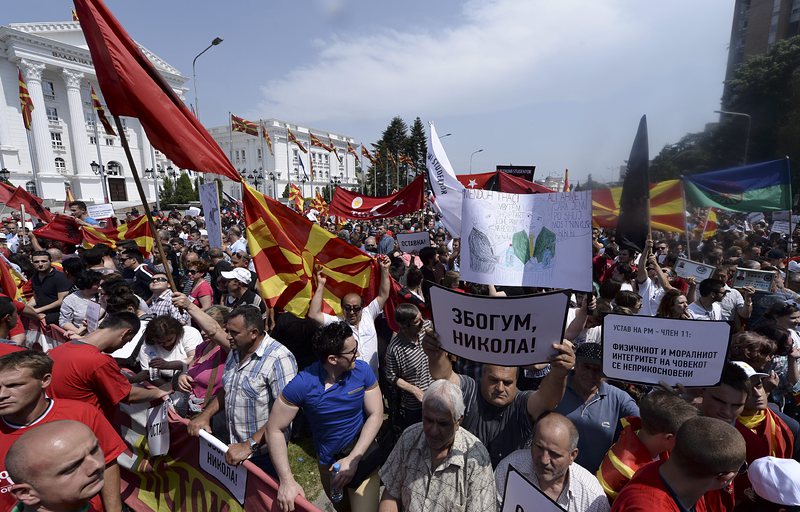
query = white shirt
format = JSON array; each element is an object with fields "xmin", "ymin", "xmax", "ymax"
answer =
[
  {"xmin": 719, "ymin": 285, "xmax": 745, "ymax": 321},
  {"xmin": 229, "ymin": 237, "xmax": 247, "ymax": 255},
  {"xmin": 137, "ymin": 325, "xmax": 203, "ymax": 378},
  {"xmin": 322, "ymin": 298, "xmax": 381, "ymax": 377},
  {"xmin": 637, "ymin": 277, "xmax": 666, "ymax": 317},
  {"xmin": 687, "ymin": 301, "xmax": 723, "ymax": 321}
]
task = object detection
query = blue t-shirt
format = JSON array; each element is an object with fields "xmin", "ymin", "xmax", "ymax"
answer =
[{"xmin": 281, "ymin": 359, "xmax": 377, "ymax": 465}]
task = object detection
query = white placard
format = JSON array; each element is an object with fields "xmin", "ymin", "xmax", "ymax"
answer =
[
  {"xmin": 771, "ymin": 211, "xmax": 800, "ymax": 223},
  {"xmin": 747, "ymin": 212, "xmax": 765, "ymax": 224},
  {"xmin": 501, "ymin": 465, "xmax": 565, "ymax": 512},
  {"xmin": 87, "ymin": 203, "xmax": 115, "ymax": 220},
  {"xmin": 733, "ymin": 268, "xmax": 775, "ymax": 292},
  {"xmin": 199, "ymin": 434, "xmax": 247, "ymax": 505},
  {"xmin": 185, "ymin": 206, "xmax": 201, "ymax": 217},
  {"xmin": 199, "ymin": 182, "xmax": 222, "ymax": 248},
  {"xmin": 602, "ymin": 314, "xmax": 731, "ymax": 387},
  {"xmin": 673, "ymin": 257, "xmax": 715, "ymax": 281},
  {"xmin": 85, "ymin": 301, "xmax": 101, "ymax": 333},
  {"xmin": 460, "ymin": 189, "xmax": 592, "ymax": 291},
  {"xmin": 397, "ymin": 232, "xmax": 430, "ymax": 253},
  {"xmin": 429, "ymin": 285, "xmax": 568, "ymax": 366},
  {"xmin": 146, "ymin": 401, "xmax": 170, "ymax": 456},
  {"xmin": 771, "ymin": 221, "xmax": 790, "ymax": 235}
]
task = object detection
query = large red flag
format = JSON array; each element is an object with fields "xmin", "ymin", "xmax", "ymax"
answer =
[
  {"xmin": 33, "ymin": 214, "xmax": 83, "ymax": 245},
  {"xmin": 73, "ymin": 0, "xmax": 241, "ymax": 182},
  {"xmin": 329, "ymin": 174, "xmax": 425, "ymax": 220},
  {"xmin": 6, "ymin": 187, "xmax": 55, "ymax": 223}
]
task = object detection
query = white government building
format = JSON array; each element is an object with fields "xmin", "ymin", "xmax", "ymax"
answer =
[{"xmin": 0, "ymin": 20, "xmax": 362, "ymax": 211}]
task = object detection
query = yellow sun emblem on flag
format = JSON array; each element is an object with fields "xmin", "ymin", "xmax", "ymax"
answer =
[{"xmin": 351, "ymin": 197, "xmax": 363, "ymax": 209}]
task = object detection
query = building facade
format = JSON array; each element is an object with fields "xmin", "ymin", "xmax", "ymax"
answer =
[
  {"xmin": 0, "ymin": 21, "xmax": 187, "ymax": 207},
  {"xmin": 208, "ymin": 120, "xmax": 361, "ymax": 202}
]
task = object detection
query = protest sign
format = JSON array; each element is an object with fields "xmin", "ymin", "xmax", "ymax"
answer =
[
  {"xmin": 733, "ymin": 267, "xmax": 775, "ymax": 292},
  {"xmin": 86, "ymin": 301, "xmax": 101, "ymax": 333},
  {"xmin": 87, "ymin": 202, "xmax": 115, "ymax": 219},
  {"xmin": 674, "ymin": 257, "xmax": 715, "ymax": 281},
  {"xmin": 772, "ymin": 211, "xmax": 800, "ymax": 223},
  {"xmin": 185, "ymin": 206, "xmax": 201, "ymax": 217},
  {"xmin": 771, "ymin": 221, "xmax": 790, "ymax": 235},
  {"xmin": 602, "ymin": 314, "xmax": 731, "ymax": 387},
  {"xmin": 397, "ymin": 232, "xmax": 430, "ymax": 252},
  {"xmin": 429, "ymin": 284, "xmax": 568, "ymax": 366},
  {"xmin": 460, "ymin": 189, "xmax": 592, "ymax": 291},
  {"xmin": 199, "ymin": 182, "xmax": 222, "ymax": 248},
  {"xmin": 146, "ymin": 401, "xmax": 170, "ymax": 457},
  {"xmin": 500, "ymin": 465, "xmax": 565, "ymax": 512}
]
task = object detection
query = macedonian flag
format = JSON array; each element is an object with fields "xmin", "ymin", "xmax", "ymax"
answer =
[
  {"xmin": 288, "ymin": 129, "xmax": 308, "ymax": 153},
  {"xmin": 261, "ymin": 122, "xmax": 274, "ymax": 155},
  {"xmin": 361, "ymin": 145, "xmax": 376, "ymax": 165},
  {"xmin": 288, "ymin": 183, "xmax": 303, "ymax": 211},
  {"xmin": 309, "ymin": 133, "xmax": 332, "ymax": 151},
  {"xmin": 592, "ymin": 179, "xmax": 685, "ymax": 234},
  {"xmin": 242, "ymin": 182, "xmax": 378, "ymax": 316},
  {"xmin": 91, "ymin": 85, "xmax": 116, "ymax": 136},
  {"xmin": 231, "ymin": 114, "xmax": 259, "ymax": 136},
  {"xmin": 83, "ymin": 215, "xmax": 153, "ymax": 256},
  {"xmin": 347, "ymin": 142, "xmax": 359, "ymax": 160},
  {"xmin": 18, "ymin": 69, "xmax": 34, "ymax": 131}
]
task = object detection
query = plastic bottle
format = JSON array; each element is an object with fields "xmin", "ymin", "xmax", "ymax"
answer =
[{"xmin": 330, "ymin": 463, "xmax": 343, "ymax": 503}]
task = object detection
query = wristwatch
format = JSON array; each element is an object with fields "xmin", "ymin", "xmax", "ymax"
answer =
[{"xmin": 248, "ymin": 438, "xmax": 259, "ymax": 453}]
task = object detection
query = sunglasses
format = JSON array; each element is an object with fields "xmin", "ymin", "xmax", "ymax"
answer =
[
  {"xmin": 187, "ymin": 269, "xmax": 202, "ymax": 275},
  {"xmin": 343, "ymin": 305, "xmax": 362, "ymax": 313},
  {"xmin": 151, "ymin": 277, "xmax": 168, "ymax": 283}
]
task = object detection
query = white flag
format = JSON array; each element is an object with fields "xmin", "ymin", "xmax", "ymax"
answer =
[{"xmin": 426, "ymin": 122, "xmax": 464, "ymax": 237}]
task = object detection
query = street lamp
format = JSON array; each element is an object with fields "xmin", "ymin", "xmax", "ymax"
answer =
[
  {"xmin": 90, "ymin": 160, "xmax": 110, "ymax": 203},
  {"xmin": 0, "ymin": 168, "xmax": 9, "ymax": 183},
  {"xmin": 144, "ymin": 168, "xmax": 161, "ymax": 211},
  {"xmin": 268, "ymin": 171, "xmax": 277, "ymax": 199},
  {"xmin": 167, "ymin": 166, "xmax": 177, "ymax": 183},
  {"xmin": 192, "ymin": 36, "xmax": 223, "ymax": 119},
  {"xmin": 469, "ymin": 149, "xmax": 484, "ymax": 174},
  {"xmin": 714, "ymin": 110, "xmax": 751, "ymax": 164}
]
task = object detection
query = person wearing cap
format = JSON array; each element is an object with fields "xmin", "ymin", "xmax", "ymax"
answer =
[
  {"xmin": 221, "ymin": 267, "xmax": 268, "ymax": 322},
  {"xmin": 739, "ymin": 456, "xmax": 800, "ymax": 511},
  {"xmin": 119, "ymin": 248, "xmax": 154, "ymax": 301},
  {"xmin": 554, "ymin": 343, "xmax": 640, "ymax": 473},
  {"xmin": 732, "ymin": 360, "xmax": 795, "ymax": 503}
]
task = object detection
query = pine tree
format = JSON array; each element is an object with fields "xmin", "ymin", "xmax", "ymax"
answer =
[
  {"xmin": 173, "ymin": 173, "xmax": 196, "ymax": 204},
  {"xmin": 407, "ymin": 117, "xmax": 427, "ymax": 179},
  {"xmin": 160, "ymin": 178, "xmax": 175, "ymax": 205}
]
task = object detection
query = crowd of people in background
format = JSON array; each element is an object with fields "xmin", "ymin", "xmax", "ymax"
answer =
[{"xmin": 0, "ymin": 199, "xmax": 799, "ymax": 512}]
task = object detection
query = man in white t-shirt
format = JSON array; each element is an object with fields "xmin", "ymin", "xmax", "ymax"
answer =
[
  {"xmin": 635, "ymin": 239, "xmax": 675, "ymax": 316},
  {"xmin": 714, "ymin": 265, "xmax": 754, "ymax": 322},
  {"xmin": 688, "ymin": 278, "xmax": 727, "ymax": 320},
  {"xmin": 308, "ymin": 254, "xmax": 391, "ymax": 376}
]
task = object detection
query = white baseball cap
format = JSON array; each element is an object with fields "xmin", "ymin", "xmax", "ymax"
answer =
[
  {"xmin": 749, "ymin": 456, "xmax": 800, "ymax": 506},
  {"xmin": 221, "ymin": 267, "xmax": 252, "ymax": 285},
  {"xmin": 731, "ymin": 360, "xmax": 768, "ymax": 379}
]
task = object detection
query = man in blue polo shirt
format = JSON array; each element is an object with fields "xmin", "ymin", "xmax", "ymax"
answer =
[{"xmin": 555, "ymin": 343, "xmax": 639, "ymax": 473}]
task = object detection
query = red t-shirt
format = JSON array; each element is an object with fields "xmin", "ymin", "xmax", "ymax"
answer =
[
  {"xmin": 611, "ymin": 460, "xmax": 733, "ymax": 512},
  {"xmin": 0, "ymin": 295, "xmax": 24, "ymax": 340},
  {"xmin": 0, "ymin": 342, "xmax": 23, "ymax": 357},
  {"xmin": 0, "ymin": 398, "xmax": 127, "ymax": 512},
  {"xmin": 48, "ymin": 342, "xmax": 132, "ymax": 419}
]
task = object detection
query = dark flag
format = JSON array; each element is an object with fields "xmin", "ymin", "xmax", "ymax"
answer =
[{"xmin": 616, "ymin": 115, "xmax": 649, "ymax": 252}]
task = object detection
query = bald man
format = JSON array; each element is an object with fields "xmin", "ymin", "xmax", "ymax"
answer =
[{"xmin": 5, "ymin": 420, "xmax": 105, "ymax": 512}]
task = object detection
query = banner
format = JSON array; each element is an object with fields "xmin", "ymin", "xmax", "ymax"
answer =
[
  {"xmin": 426, "ymin": 122, "xmax": 464, "ymax": 238},
  {"xmin": 87, "ymin": 203, "xmax": 115, "ymax": 219},
  {"xmin": 199, "ymin": 182, "xmax": 223, "ymax": 248},
  {"xmin": 616, "ymin": 115, "xmax": 649, "ymax": 252},
  {"xmin": 601, "ymin": 314, "xmax": 731, "ymax": 387},
  {"xmin": 460, "ymin": 189, "xmax": 592, "ymax": 291},
  {"xmin": 683, "ymin": 159, "xmax": 792, "ymax": 213},
  {"xmin": 397, "ymin": 232, "xmax": 430, "ymax": 252},
  {"xmin": 772, "ymin": 211, "xmax": 800, "ymax": 223},
  {"xmin": 429, "ymin": 285, "xmax": 568, "ymax": 366},
  {"xmin": 673, "ymin": 257, "xmax": 716, "ymax": 281},
  {"xmin": 733, "ymin": 267, "xmax": 775, "ymax": 292},
  {"xmin": 771, "ymin": 221, "xmax": 791, "ymax": 235},
  {"xmin": 500, "ymin": 465, "xmax": 565, "ymax": 512},
  {"xmin": 117, "ymin": 400, "xmax": 320, "ymax": 511},
  {"xmin": 496, "ymin": 165, "xmax": 536, "ymax": 182},
  {"xmin": 328, "ymin": 174, "xmax": 425, "ymax": 220}
]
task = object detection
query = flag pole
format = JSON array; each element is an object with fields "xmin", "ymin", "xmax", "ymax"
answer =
[
  {"xmin": 286, "ymin": 125, "xmax": 293, "ymax": 200},
  {"xmin": 112, "ymin": 115, "xmax": 177, "ymax": 292},
  {"xmin": 227, "ymin": 112, "xmax": 233, "ymax": 162},
  {"xmin": 680, "ymin": 176, "xmax": 692, "ymax": 261},
  {"xmin": 91, "ymin": 89, "xmax": 110, "ymax": 203}
]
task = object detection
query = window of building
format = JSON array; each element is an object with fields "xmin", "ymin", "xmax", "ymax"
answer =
[
  {"xmin": 89, "ymin": 136, "xmax": 97, "ymax": 145},
  {"xmin": 85, "ymin": 111, "xmax": 96, "ymax": 127},
  {"xmin": 107, "ymin": 162, "xmax": 122, "ymax": 176},
  {"xmin": 43, "ymin": 81, "xmax": 56, "ymax": 101},
  {"xmin": 51, "ymin": 132, "xmax": 63, "ymax": 149},
  {"xmin": 46, "ymin": 106, "xmax": 58, "ymax": 122},
  {"xmin": 105, "ymin": 138, "xmax": 114, "ymax": 146},
  {"xmin": 54, "ymin": 157, "xmax": 66, "ymax": 171}
]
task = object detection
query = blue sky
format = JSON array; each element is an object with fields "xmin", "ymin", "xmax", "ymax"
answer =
[{"xmin": 6, "ymin": 1, "xmax": 735, "ymax": 184}]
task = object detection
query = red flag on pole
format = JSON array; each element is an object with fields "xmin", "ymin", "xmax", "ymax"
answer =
[
  {"xmin": 329, "ymin": 174, "xmax": 425, "ymax": 220},
  {"xmin": 72, "ymin": 0, "xmax": 242, "ymax": 182},
  {"xmin": 6, "ymin": 187, "xmax": 54, "ymax": 222},
  {"xmin": 90, "ymin": 85, "xmax": 116, "ymax": 136},
  {"xmin": 18, "ymin": 70, "xmax": 34, "ymax": 131}
]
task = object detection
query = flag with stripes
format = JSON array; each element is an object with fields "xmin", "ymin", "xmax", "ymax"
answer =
[
  {"xmin": 231, "ymin": 114, "xmax": 258, "ymax": 136},
  {"xmin": 288, "ymin": 183, "xmax": 303, "ymax": 211},
  {"xmin": 261, "ymin": 122, "xmax": 274, "ymax": 155},
  {"xmin": 361, "ymin": 145, "xmax": 376, "ymax": 165},
  {"xmin": 563, "ymin": 168, "xmax": 569, "ymax": 192},
  {"xmin": 18, "ymin": 69, "xmax": 34, "ymax": 131},
  {"xmin": 242, "ymin": 182, "xmax": 378, "ymax": 316},
  {"xmin": 328, "ymin": 137, "xmax": 341, "ymax": 163},
  {"xmin": 309, "ymin": 133, "xmax": 332, "ymax": 151},
  {"xmin": 398, "ymin": 154, "xmax": 414, "ymax": 166},
  {"xmin": 82, "ymin": 215, "xmax": 153, "ymax": 256},
  {"xmin": 91, "ymin": 85, "xmax": 117, "ymax": 136},
  {"xmin": 347, "ymin": 142, "xmax": 359, "ymax": 159},
  {"xmin": 288, "ymin": 129, "xmax": 308, "ymax": 153},
  {"xmin": 592, "ymin": 179, "xmax": 685, "ymax": 234}
]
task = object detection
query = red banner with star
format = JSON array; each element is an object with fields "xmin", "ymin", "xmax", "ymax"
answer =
[{"xmin": 329, "ymin": 174, "xmax": 425, "ymax": 220}]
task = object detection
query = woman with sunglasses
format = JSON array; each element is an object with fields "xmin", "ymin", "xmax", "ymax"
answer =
[{"xmin": 186, "ymin": 260, "xmax": 213, "ymax": 309}]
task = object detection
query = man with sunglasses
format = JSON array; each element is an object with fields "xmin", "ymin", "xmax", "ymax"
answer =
[
  {"xmin": 611, "ymin": 416, "xmax": 746, "ymax": 511},
  {"xmin": 118, "ymin": 249, "xmax": 154, "ymax": 301},
  {"xmin": 308, "ymin": 254, "xmax": 391, "ymax": 378},
  {"xmin": 688, "ymin": 279, "xmax": 727, "ymax": 321},
  {"xmin": 147, "ymin": 272, "xmax": 190, "ymax": 325}
]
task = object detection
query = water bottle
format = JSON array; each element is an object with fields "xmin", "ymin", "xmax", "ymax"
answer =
[{"xmin": 330, "ymin": 463, "xmax": 343, "ymax": 503}]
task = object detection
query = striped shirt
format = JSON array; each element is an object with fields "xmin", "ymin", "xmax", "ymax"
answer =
[
  {"xmin": 148, "ymin": 289, "xmax": 190, "ymax": 325},
  {"xmin": 384, "ymin": 332, "xmax": 432, "ymax": 411},
  {"xmin": 222, "ymin": 334, "xmax": 297, "ymax": 450}
]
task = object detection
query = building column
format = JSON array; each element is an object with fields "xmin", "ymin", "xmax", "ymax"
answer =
[
  {"xmin": 62, "ymin": 68, "xmax": 92, "ymax": 177},
  {"xmin": 19, "ymin": 59, "xmax": 55, "ymax": 179},
  {"xmin": 0, "ymin": 70, "xmax": 14, "ymax": 167}
]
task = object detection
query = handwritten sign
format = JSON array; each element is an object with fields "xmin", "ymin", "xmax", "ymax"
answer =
[
  {"xmin": 602, "ymin": 314, "xmax": 731, "ymax": 387},
  {"xmin": 733, "ymin": 268, "xmax": 775, "ymax": 292},
  {"xmin": 674, "ymin": 257, "xmax": 715, "ymax": 281},
  {"xmin": 429, "ymin": 284, "xmax": 568, "ymax": 366},
  {"xmin": 397, "ymin": 232, "xmax": 430, "ymax": 252},
  {"xmin": 460, "ymin": 190, "xmax": 592, "ymax": 291},
  {"xmin": 500, "ymin": 465, "xmax": 566, "ymax": 512},
  {"xmin": 87, "ymin": 203, "xmax": 115, "ymax": 220},
  {"xmin": 199, "ymin": 431, "xmax": 248, "ymax": 504},
  {"xmin": 771, "ymin": 221, "xmax": 791, "ymax": 235}
]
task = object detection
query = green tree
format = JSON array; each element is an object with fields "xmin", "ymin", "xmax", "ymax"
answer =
[
  {"xmin": 172, "ymin": 172, "xmax": 197, "ymax": 204},
  {"xmin": 282, "ymin": 183, "xmax": 291, "ymax": 198},
  {"xmin": 406, "ymin": 117, "xmax": 427, "ymax": 181},
  {"xmin": 160, "ymin": 178, "xmax": 175, "ymax": 205},
  {"xmin": 365, "ymin": 116, "xmax": 409, "ymax": 195}
]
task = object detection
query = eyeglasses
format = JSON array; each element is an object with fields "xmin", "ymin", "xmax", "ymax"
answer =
[
  {"xmin": 719, "ymin": 461, "xmax": 748, "ymax": 477},
  {"xmin": 338, "ymin": 344, "xmax": 359, "ymax": 357},
  {"xmin": 343, "ymin": 305, "xmax": 362, "ymax": 313},
  {"xmin": 187, "ymin": 269, "xmax": 202, "ymax": 275},
  {"xmin": 151, "ymin": 277, "xmax": 168, "ymax": 283}
]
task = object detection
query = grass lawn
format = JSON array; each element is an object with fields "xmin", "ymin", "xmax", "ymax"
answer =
[{"xmin": 287, "ymin": 435, "xmax": 324, "ymax": 501}]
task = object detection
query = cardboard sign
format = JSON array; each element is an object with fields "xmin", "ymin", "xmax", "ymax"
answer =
[
  {"xmin": 199, "ymin": 182, "xmax": 223, "ymax": 248},
  {"xmin": 87, "ymin": 202, "xmax": 115, "ymax": 220},
  {"xmin": 771, "ymin": 221, "xmax": 790, "ymax": 235},
  {"xmin": 460, "ymin": 190, "xmax": 592, "ymax": 291},
  {"xmin": 771, "ymin": 211, "xmax": 800, "ymax": 223},
  {"xmin": 199, "ymin": 430, "xmax": 248, "ymax": 505},
  {"xmin": 85, "ymin": 301, "xmax": 101, "ymax": 333},
  {"xmin": 429, "ymin": 284, "xmax": 568, "ymax": 366},
  {"xmin": 602, "ymin": 314, "xmax": 731, "ymax": 387},
  {"xmin": 397, "ymin": 232, "xmax": 430, "ymax": 252},
  {"xmin": 146, "ymin": 401, "xmax": 170, "ymax": 456},
  {"xmin": 500, "ymin": 465, "xmax": 565, "ymax": 512},
  {"xmin": 185, "ymin": 206, "xmax": 201, "ymax": 217},
  {"xmin": 733, "ymin": 268, "xmax": 775, "ymax": 292},
  {"xmin": 674, "ymin": 257, "xmax": 715, "ymax": 281}
]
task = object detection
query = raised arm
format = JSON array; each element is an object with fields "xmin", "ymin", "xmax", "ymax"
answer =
[
  {"xmin": 564, "ymin": 294, "xmax": 594, "ymax": 341},
  {"xmin": 635, "ymin": 239, "xmax": 652, "ymax": 284},
  {"xmin": 375, "ymin": 254, "xmax": 391, "ymax": 309},
  {"xmin": 307, "ymin": 269, "xmax": 327, "ymax": 325},
  {"xmin": 171, "ymin": 292, "xmax": 228, "ymax": 348},
  {"xmin": 421, "ymin": 330, "xmax": 460, "ymax": 385},
  {"xmin": 266, "ymin": 397, "xmax": 304, "ymax": 512},
  {"xmin": 526, "ymin": 340, "xmax": 576, "ymax": 419}
]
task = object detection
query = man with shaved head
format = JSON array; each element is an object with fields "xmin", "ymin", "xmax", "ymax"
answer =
[{"xmin": 5, "ymin": 420, "xmax": 105, "ymax": 512}]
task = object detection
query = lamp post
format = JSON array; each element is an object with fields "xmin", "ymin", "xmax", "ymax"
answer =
[
  {"xmin": 714, "ymin": 110, "xmax": 751, "ymax": 165},
  {"xmin": 90, "ymin": 160, "xmax": 109, "ymax": 203},
  {"xmin": 268, "ymin": 171, "xmax": 278, "ymax": 199},
  {"xmin": 0, "ymin": 168, "xmax": 9, "ymax": 183},
  {"xmin": 192, "ymin": 37, "xmax": 223, "ymax": 119},
  {"xmin": 469, "ymin": 148, "xmax": 484, "ymax": 174},
  {"xmin": 144, "ymin": 168, "xmax": 161, "ymax": 211},
  {"xmin": 167, "ymin": 166, "xmax": 177, "ymax": 184}
]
